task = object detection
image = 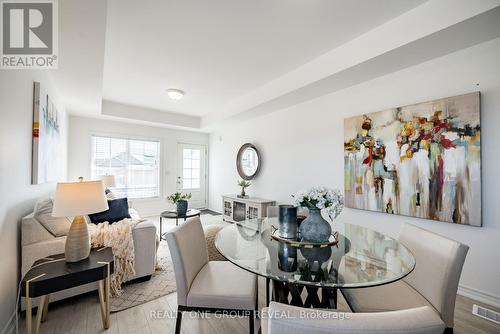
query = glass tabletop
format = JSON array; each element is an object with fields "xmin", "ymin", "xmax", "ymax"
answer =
[
  {"xmin": 160, "ymin": 209, "xmax": 201, "ymax": 218},
  {"xmin": 214, "ymin": 218, "xmax": 415, "ymax": 289}
]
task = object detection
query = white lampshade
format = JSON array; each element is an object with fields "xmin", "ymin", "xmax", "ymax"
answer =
[
  {"xmin": 52, "ymin": 180, "xmax": 109, "ymax": 217},
  {"xmin": 101, "ymin": 174, "xmax": 116, "ymax": 188}
]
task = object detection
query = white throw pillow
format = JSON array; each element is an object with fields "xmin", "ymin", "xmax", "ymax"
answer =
[{"xmin": 34, "ymin": 198, "xmax": 72, "ymax": 237}]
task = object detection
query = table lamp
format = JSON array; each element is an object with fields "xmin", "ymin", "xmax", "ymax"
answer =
[
  {"xmin": 101, "ymin": 174, "xmax": 116, "ymax": 189},
  {"xmin": 52, "ymin": 179, "xmax": 109, "ymax": 262}
]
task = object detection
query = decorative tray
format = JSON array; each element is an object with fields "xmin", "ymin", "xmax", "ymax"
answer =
[{"xmin": 269, "ymin": 226, "xmax": 339, "ymax": 248}]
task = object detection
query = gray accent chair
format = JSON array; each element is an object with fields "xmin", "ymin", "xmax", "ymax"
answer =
[
  {"xmin": 262, "ymin": 302, "xmax": 445, "ymax": 334},
  {"xmin": 341, "ymin": 224, "xmax": 469, "ymax": 334},
  {"xmin": 165, "ymin": 216, "xmax": 257, "ymax": 334}
]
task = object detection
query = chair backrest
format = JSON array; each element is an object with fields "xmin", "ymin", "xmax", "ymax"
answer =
[
  {"xmin": 165, "ymin": 216, "xmax": 209, "ymax": 306},
  {"xmin": 399, "ymin": 224, "xmax": 469, "ymax": 328},
  {"xmin": 267, "ymin": 206, "xmax": 278, "ymax": 218},
  {"xmin": 263, "ymin": 302, "xmax": 445, "ymax": 334}
]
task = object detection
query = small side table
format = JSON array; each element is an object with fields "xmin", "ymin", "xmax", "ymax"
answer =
[
  {"xmin": 21, "ymin": 247, "xmax": 114, "ymax": 334},
  {"xmin": 159, "ymin": 209, "xmax": 201, "ymax": 241}
]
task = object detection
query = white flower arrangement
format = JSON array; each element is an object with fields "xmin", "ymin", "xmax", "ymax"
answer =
[{"xmin": 292, "ymin": 186, "xmax": 344, "ymax": 220}]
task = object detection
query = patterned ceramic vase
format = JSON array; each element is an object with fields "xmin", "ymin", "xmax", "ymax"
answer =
[
  {"xmin": 176, "ymin": 199, "xmax": 188, "ymax": 216},
  {"xmin": 298, "ymin": 208, "xmax": 332, "ymax": 243}
]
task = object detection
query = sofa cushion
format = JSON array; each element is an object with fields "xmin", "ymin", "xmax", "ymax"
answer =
[
  {"xmin": 34, "ymin": 198, "xmax": 72, "ymax": 237},
  {"xmin": 105, "ymin": 188, "xmax": 117, "ymax": 200},
  {"xmin": 88, "ymin": 198, "xmax": 131, "ymax": 224}
]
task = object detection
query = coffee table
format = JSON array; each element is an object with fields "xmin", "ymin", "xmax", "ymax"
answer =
[
  {"xmin": 159, "ymin": 209, "xmax": 201, "ymax": 240},
  {"xmin": 21, "ymin": 247, "xmax": 114, "ymax": 334}
]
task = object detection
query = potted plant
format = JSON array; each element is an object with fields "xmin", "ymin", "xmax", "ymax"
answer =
[
  {"xmin": 237, "ymin": 180, "xmax": 251, "ymax": 198},
  {"xmin": 292, "ymin": 187, "xmax": 344, "ymax": 243},
  {"xmin": 166, "ymin": 192, "xmax": 192, "ymax": 216}
]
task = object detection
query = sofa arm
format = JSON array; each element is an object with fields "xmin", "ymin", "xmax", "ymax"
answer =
[
  {"xmin": 22, "ymin": 213, "xmax": 54, "ymax": 246},
  {"xmin": 22, "ymin": 237, "xmax": 66, "ymax": 277},
  {"xmin": 132, "ymin": 220, "xmax": 157, "ymax": 279}
]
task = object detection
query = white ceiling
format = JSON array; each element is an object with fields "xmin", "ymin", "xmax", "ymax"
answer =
[
  {"xmin": 102, "ymin": 0, "xmax": 426, "ymax": 117},
  {"xmin": 52, "ymin": 0, "xmax": 107, "ymax": 117}
]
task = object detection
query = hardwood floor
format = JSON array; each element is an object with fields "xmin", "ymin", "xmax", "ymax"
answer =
[
  {"xmin": 18, "ymin": 277, "xmax": 500, "ymax": 334},
  {"xmin": 17, "ymin": 216, "xmax": 500, "ymax": 333}
]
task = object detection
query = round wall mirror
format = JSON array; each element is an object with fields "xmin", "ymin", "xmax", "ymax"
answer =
[{"xmin": 236, "ymin": 143, "xmax": 261, "ymax": 180}]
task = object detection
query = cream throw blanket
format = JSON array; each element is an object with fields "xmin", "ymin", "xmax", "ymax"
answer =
[{"xmin": 89, "ymin": 218, "xmax": 144, "ymax": 296}]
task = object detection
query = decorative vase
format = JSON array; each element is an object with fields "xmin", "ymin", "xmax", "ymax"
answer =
[
  {"xmin": 298, "ymin": 208, "xmax": 332, "ymax": 243},
  {"xmin": 176, "ymin": 199, "xmax": 188, "ymax": 216},
  {"xmin": 278, "ymin": 243, "xmax": 297, "ymax": 272},
  {"xmin": 278, "ymin": 205, "xmax": 298, "ymax": 239},
  {"xmin": 300, "ymin": 247, "xmax": 332, "ymax": 273},
  {"xmin": 237, "ymin": 187, "xmax": 248, "ymax": 198}
]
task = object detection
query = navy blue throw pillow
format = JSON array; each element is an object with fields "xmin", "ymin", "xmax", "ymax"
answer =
[{"xmin": 88, "ymin": 198, "xmax": 131, "ymax": 224}]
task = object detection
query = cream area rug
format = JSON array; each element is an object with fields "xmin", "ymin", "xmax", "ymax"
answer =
[
  {"xmin": 110, "ymin": 242, "xmax": 176, "ymax": 312},
  {"xmin": 110, "ymin": 213, "xmax": 225, "ymax": 312}
]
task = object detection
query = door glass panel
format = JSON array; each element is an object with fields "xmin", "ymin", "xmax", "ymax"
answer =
[
  {"xmin": 191, "ymin": 169, "xmax": 200, "ymax": 179},
  {"xmin": 181, "ymin": 148, "xmax": 202, "ymax": 189}
]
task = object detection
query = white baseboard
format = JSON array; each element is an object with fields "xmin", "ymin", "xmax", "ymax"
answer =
[
  {"xmin": 1, "ymin": 311, "xmax": 15, "ymax": 334},
  {"xmin": 207, "ymin": 207, "xmax": 222, "ymax": 214},
  {"xmin": 458, "ymin": 284, "xmax": 500, "ymax": 309}
]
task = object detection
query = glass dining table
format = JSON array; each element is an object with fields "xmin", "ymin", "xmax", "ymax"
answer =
[{"xmin": 215, "ymin": 217, "xmax": 415, "ymax": 309}]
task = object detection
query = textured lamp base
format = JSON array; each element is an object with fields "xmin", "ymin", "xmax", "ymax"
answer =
[{"xmin": 65, "ymin": 215, "xmax": 91, "ymax": 262}]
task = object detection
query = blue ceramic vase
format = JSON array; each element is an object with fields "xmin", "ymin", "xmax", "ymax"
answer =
[
  {"xmin": 298, "ymin": 208, "xmax": 332, "ymax": 243},
  {"xmin": 278, "ymin": 205, "xmax": 298, "ymax": 239},
  {"xmin": 176, "ymin": 199, "xmax": 188, "ymax": 216}
]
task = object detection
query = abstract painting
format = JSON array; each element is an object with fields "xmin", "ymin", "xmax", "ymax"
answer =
[
  {"xmin": 32, "ymin": 81, "xmax": 64, "ymax": 184},
  {"xmin": 344, "ymin": 92, "xmax": 481, "ymax": 226}
]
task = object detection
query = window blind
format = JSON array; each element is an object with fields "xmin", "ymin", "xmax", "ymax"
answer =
[{"xmin": 91, "ymin": 135, "xmax": 160, "ymax": 199}]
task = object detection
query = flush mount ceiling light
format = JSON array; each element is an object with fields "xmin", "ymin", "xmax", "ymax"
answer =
[{"xmin": 166, "ymin": 88, "xmax": 185, "ymax": 100}]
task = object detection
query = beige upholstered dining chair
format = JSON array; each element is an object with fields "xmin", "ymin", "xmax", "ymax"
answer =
[
  {"xmin": 267, "ymin": 206, "xmax": 279, "ymax": 218},
  {"xmin": 341, "ymin": 224, "xmax": 469, "ymax": 334},
  {"xmin": 261, "ymin": 302, "xmax": 445, "ymax": 334},
  {"xmin": 165, "ymin": 217, "xmax": 258, "ymax": 334}
]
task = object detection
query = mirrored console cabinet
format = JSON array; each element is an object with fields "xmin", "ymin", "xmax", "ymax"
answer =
[{"xmin": 222, "ymin": 195, "xmax": 276, "ymax": 223}]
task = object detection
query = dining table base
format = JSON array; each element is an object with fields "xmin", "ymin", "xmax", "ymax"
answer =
[{"xmin": 271, "ymin": 279, "xmax": 338, "ymax": 309}]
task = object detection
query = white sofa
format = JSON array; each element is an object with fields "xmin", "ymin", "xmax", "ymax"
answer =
[{"xmin": 21, "ymin": 208, "xmax": 157, "ymax": 304}]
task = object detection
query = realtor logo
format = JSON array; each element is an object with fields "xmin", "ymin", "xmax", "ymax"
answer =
[{"xmin": 1, "ymin": 0, "xmax": 58, "ymax": 69}]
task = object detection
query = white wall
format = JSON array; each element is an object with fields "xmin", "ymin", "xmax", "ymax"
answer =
[
  {"xmin": 209, "ymin": 38, "xmax": 500, "ymax": 306},
  {"xmin": 0, "ymin": 71, "xmax": 68, "ymax": 331},
  {"xmin": 68, "ymin": 116, "xmax": 209, "ymax": 216}
]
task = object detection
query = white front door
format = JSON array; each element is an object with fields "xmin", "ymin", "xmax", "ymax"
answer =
[{"xmin": 177, "ymin": 143, "xmax": 207, "ymax": 209}]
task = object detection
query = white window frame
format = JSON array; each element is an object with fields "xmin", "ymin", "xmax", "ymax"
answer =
[{"xmin": 90, "ymin": 133, "xmax": 162, "ymax": 200}]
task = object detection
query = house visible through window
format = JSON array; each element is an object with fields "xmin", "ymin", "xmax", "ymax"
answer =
[{"xmin": 91, "ymin": 135, "xmax": 160, "ymax": 199}]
